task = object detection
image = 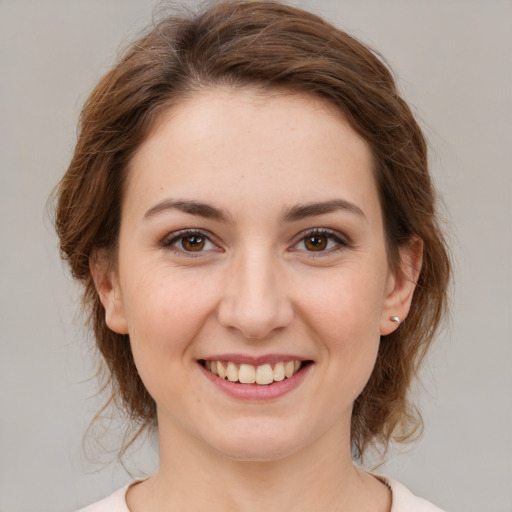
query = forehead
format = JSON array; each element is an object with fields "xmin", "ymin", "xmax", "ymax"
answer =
[{"xmin": 125, "ymin": 87, "xmax": 381, "ymax": 225}]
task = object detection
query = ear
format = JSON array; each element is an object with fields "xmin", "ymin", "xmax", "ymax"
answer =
[
  {"xmin": 380, "ymin": 236, "xmax": 423, "ymax": 335},
  {"xmin": 89, "ymin": 250, "xmax": 129, "ymax": 335}
]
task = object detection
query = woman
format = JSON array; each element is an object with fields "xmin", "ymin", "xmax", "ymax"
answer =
[{"xmin": 55, "ymin": 1, "xmax": 450, "ymax": 510}]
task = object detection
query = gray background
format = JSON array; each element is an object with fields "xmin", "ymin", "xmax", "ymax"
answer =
[{"xmin": 1, "ymin": 1, "xmax": 511, "ymax": 511}]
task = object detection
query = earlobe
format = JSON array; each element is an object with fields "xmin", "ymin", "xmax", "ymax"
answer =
[
  {"xmin": 380, "ymin": 236, "xmax": 423, "ymax": 336},
  {"xmin": 89, "ymin": 251, "xmax": 129, "ymax": 335}
]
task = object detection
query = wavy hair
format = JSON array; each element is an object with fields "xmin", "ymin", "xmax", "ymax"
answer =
[{"xmin": 54, "ymin": 0, "xmax": 451, "ymax": 461}]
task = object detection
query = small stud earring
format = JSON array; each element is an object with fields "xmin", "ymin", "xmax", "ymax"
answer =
[{"xmin": 390, "ymin": 316, "xmax": 400, "ymax": 324}]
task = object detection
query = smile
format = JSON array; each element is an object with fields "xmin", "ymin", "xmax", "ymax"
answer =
[{"xmin": 202, "ymin": 360, "xmax": 304, "ymax": 385}]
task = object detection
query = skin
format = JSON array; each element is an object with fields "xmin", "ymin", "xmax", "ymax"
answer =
[{"xmin": 92, "ymin": 87, "xmax": 422, "ymax": 512}]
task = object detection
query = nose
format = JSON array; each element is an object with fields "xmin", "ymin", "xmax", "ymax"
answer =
[{"xmin": 217, "ymin": 250, "xmax": 294, "ymax": 339}]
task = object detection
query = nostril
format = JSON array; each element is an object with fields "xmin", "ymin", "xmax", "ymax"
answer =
[
  {"xmin": 216, "ymin": 280, "xmax": 294, "ymax": 340},
  {"xmin": 217, "ymin": 309, "xmax": 294, "ymax": 340}
]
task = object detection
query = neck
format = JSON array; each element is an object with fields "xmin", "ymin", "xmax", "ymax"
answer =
[{"xmin": 127, "ymin": 418, "xmax": 390, "ymax": 512}]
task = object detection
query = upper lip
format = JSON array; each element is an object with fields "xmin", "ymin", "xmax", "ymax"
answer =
[{"xmin": 199, "ymin": 353, "xmax": 312, "ymax": 366}]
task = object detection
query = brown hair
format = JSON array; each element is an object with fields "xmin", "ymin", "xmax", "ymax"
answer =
[{"xmin": 54, "ymin": 0, "xmax": 450, "ymax": 461}]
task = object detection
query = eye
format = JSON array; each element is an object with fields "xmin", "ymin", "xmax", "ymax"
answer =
[
  {"xmin": 179, "ymin": 234, "xmax": 207, "ymax": 252},
  {"xmin": 292, "ymin": 228, "xmax": 348, "ymax": 254},
  {"xmin": 303, "ymin": 234, "xmax": 330, "ymax": 251},
  {"xmin": 162, "ymin": 229, "xmax": 220, "ymax": 256}
]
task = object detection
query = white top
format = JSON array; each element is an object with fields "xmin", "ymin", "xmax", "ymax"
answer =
[{"xmin": 77, "ymin": 477, "xmax": 445, "ymax": 511}]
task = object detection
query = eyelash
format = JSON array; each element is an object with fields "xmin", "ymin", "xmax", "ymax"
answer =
[
  {"xmin": 161, "ymin": 229, "xmax": 221, "ymax": 258},
  {"xmin": 290, "ymin": 228, "xmax": 349, "ymax": 257},
  {"xmin": 161, "ymin": 228, "xmax": 349, "ymax": 257}
]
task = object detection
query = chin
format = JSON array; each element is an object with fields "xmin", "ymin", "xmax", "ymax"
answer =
[
  {"xmin": 216, "ymin": 440, "xmax": 300, "ymax": 462},
  {"xmin": 206, "ymin": 421, "xmax": 307, "ymax": 462}
]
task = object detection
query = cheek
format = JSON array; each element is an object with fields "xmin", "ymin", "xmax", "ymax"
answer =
[
  {"xmin": 121, "ymin": 271, "xmax": 218, "ymax": 384},
  {"xmin": 299, "ymin": 265, "xmax": 386, "ymax": 342},
  {"xmin": 297, "ymin": 266, "xmax": 386, "ymax": 395}
]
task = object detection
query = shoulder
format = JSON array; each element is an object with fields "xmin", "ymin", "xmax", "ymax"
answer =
[
  {"xmin": 76, "ymin": 485, "xmax": 130, "ymax": 512},
  {"xmin": 385, "ymin": 478, "xmax": 446, "ymax": 512}
]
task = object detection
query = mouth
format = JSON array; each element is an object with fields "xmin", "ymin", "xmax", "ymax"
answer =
[{"xmin": 199, "ymin": 359, "xmax": 313, "ymax": 385}]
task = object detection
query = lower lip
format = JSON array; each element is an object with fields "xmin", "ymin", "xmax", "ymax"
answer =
[{"xmin": 199, "ymin": 362, "xmax": 313, "ymax": 401}]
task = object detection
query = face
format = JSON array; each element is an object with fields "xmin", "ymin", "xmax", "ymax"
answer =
[{"xmin": 95, "ymin": 88, "xmax": 417, "ymax": 462}]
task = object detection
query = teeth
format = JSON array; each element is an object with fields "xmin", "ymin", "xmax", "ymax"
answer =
[
  {"xmin": 226, "ymin": 362, "xmax": 238, "ymax": 382},
  {"xmin": 239, "ymin": 364, "xmax": 256, "ymax": 384},
  {"xmin": 256, "ymin": 364, "xmax": 274, "ymax": 385},
  {"xmin": 204, "ymin": 359, "xmax": 304, "ymax": 385},
  {"xmin": 217, "ymin": 361, "xmax": 227, "ymax": 379},
  {"xmin": 273, "ymin": 362, "xmax": 285, "ymax": 381},
  {"xmin": 284, "ymin": 361, "xmax": 295, "ymax": 378}
]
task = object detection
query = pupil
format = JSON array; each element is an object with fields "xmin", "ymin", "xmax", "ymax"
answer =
[
  {"xmin": 183, "ymin": 236, "xmax": 205, "ymax": 251},
  {"xmin": 306, "ymin": 235, "xmax": 327, "ymax": 251}
]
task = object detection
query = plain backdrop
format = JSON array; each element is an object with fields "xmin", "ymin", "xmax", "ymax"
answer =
[{"xmin": 1, "ymin": 1, "xmax": 511, "ymax": 511}]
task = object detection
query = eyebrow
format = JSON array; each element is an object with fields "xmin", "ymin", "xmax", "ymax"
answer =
[
  {"xmin": 144, "ymin": 199, "xmax": 232, "ymax": 222},
  {"xmin": 143, "ymin": 198, "xmax": 365, "ymax": 223},
  {"xmin": 283, "ymin": 199, "xmax": 366, "ymax": 222}
]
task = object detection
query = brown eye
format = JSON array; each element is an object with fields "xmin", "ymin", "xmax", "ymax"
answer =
[
  {"xmin": 292, "ymin": 229, "xmax": 348, "ymax": 255},
  {"xmin": 304, "ymin": 235, "xmax": 328, "ymax": 251},
  {"xmin": 163, "ymin": 229, "xmax": 219, "ymax": 256},
  {"xmin": 181, "ymin": 235, "xmax": 206, "ymax": 251}
]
